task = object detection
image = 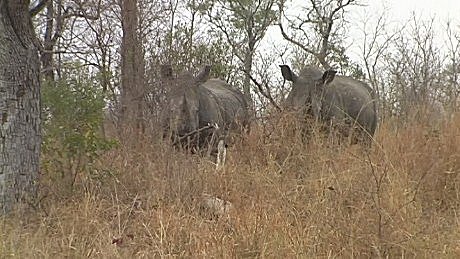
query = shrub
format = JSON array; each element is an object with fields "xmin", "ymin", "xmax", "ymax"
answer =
[{"xmin": 41, "ymin": 73, "xmax": 117, "ymax": 189}]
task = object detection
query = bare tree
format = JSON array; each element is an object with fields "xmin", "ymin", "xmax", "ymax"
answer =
[
  {"xmin": 35, "ymin": 0, "xmax": 102, "ymax": 81},
  {"xmin": 278, "ymin": 0, "xmax": 359, "ymax": 70},
  {"xmin": 0, "ymin": 1, "xmax": 42, "ymax": 213},
  {"xmin": 384, "ymin": 15, "xmax": 443, "ymax": 117},
  {"xmin": 442, "ymin": 20, "xmax": 460, "ymax": 110},
  {"xmin": 76, "ymin": 0, "xmax": 120, "ymax": 97},
  {"xmin": 357, "ymin": 10, "xmax": 399, "ymax": 117}
]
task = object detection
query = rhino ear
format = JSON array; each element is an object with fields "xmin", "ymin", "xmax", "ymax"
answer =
[
  {"xmin": 280, "ymin": 65, "xmax": 297, "ymax": 82},
  {"xmin": 160, "ymin": 65, "xmax": 173, "ymax": 79},
  {"xmin": 195, "ymin": 65, "xmax": 211, "ymax": 84},
  {"xmin": 321, "ymin": 69, "xmax": 336, "ymax": 85}
]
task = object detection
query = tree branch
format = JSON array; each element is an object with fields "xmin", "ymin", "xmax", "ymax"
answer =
[
  {"xmin": 29, "ymin": 0, "xmax": 50, "ymax": 16},
  {"xmin": 240, "ymin": 67, "xmax": 281, "ymax": 111},
  {"xmin": 278, "ymin": 22, "xmax": 318, "ymax": 57}
]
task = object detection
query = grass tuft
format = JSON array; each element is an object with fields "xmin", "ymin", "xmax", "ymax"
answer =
[{"xmin": 2, "ymin": 111, "xmax": 460, "ymax": 257}]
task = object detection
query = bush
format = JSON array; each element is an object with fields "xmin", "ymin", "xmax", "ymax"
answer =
[{"xmin": 41, "ymin": 73, "xmax": 117, "ymax": 188}]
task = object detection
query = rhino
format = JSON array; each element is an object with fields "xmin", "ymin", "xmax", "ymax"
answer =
[
  {"xmin": 280, "ymin": 64, "xmax": 377, "ymax": 144},
  {"xmin": 162, "ymin": 65, "xmax": 249, "ymax": 154}
]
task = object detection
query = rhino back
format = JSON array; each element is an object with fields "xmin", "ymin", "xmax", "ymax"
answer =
[
  {"xmin": 196, "ymin": 89, "xmax": 223, "ymax": 127},
  {"xmin": 323, "ymin": 76, "xmax": 377, "ymax": 134},
  {"xmin": 198, "ymin": 79, "xmax": 249, "ymax": 129}
]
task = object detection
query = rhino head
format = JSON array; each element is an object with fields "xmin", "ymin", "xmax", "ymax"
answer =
[
  {"xmin": 280, "ymin": 64, "xmax": 336, "ymax": 119},
  {"xmin": 164, "ymin": 65, "xmax": 211, "ymax": 136}
]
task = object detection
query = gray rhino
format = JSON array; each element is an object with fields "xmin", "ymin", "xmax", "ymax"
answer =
[
  {"xmin": 162, "ymin": 65, "xmax": 249, "ymax": 153},
  {"xmin": 280, "ymin": 65, "xmax": 377, "ymax": 144}
]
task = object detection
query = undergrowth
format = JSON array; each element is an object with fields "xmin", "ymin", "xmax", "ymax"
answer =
[{"xmin": 1, "ymin": 111, "xmax": 459, "ymax": 258}]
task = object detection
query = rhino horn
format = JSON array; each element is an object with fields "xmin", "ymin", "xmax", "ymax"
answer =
[
  {"xmin": 195, "ymin": 65, "xmax": 212, "ymax": 84},
  {"xmin": 321, "ymin": 69, "xmax": 336, "ymax": 85},
  {"xmin": 279, "ymin": 64, "xmax": 298, "ymax": 82}
]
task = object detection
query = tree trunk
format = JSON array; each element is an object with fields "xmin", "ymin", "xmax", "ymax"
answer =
[
  {"xmin": 242, "ymin": 51, "xmax": 254, "ymax": 109},
  {"xmin": 0, "ymin": 1, "xmax": 41, "ymax": 214},
  {"xmin": 41, "ymin": 0, "xmax": 55, "ymax": 81},
  {"xmin": 120, "ymin": 0, "xmax": 146, "ymax": 136},
  {"xmin": 243, "ymin": 27, "xmax": 256, "ymax": 111}
]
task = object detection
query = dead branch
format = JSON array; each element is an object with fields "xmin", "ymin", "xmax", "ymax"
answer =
[
  {"xmin": 240, "ymin": 67, "xmax": 282, "ymax": 111},
  {"xmin": 278, "ymin": 23, "xmax": 317, "ymax": 57},
  {"xmin": 172, "ymin": 124, "xmax": 216, "ymax": 145},
  {"xmin": 278, "ymin": 0, "xmax": 358, "ymax": 69}
]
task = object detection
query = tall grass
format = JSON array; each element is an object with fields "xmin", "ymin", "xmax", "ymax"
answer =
[{"xmin": 1, "ymin": 111, "xmax": 459, "ymax": 258}]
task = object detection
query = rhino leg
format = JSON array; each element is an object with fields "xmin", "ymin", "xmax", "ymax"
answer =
[
  {"xmin": 206, "ymin": 132, "xmax": 218, "ymax": 157},
  {"xmin": 216, "ymin": 139, "xmax": 227, "ymax": 170}
]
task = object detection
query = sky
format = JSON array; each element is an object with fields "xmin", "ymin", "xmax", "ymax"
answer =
[
  {"xmin": 261, "ymin": 0, "xmax": 460, "ymax": 71},
  {"xmin": 378, "ymin": 0, "xmax": 458, "ymax": 21},
  {"xmin": 354, "ymin": 0, "xmax": 459, "ymax": 30},
  {"xmin": 347, "ymin": 0, "xmax": 459, "ymax": 59}
]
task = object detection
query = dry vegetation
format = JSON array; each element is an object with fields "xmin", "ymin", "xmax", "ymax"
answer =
[{"xmin": 1, "ymin": 110, "xmax": 460, "ymax": 258}]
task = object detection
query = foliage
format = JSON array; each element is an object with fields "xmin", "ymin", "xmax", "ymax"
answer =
[
  {"xmin": 159, "ymin": 21, "xmax": 235, "ymax": 78},
  {"xmin": 41, "ymin": 71, "xmax": 117, "ymax": 187}
]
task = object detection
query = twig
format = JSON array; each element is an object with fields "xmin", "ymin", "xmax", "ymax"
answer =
[
  {"xmin": 240, "ymin": 68, "xmax": 282, "ymax": 111},
  {"xmin": 172, "ymin": 124, "xmax": 216, "ymax": 145}
]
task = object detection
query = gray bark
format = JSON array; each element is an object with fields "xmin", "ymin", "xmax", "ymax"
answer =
[
  {"xmin": 120, "ymin": 0, "xmax": 146, "ymax": 135},
  {"xmin": 242, "ymin": 52, "xmax": 253, "ymax": 108},
  {"xmin": 0, "ymin": 1, "xmax": 41, "ymax": 214},
  {"xmin": 41, "ymin": 0, "xmax": 55, "ymax": 81},
  {"xmin": 242, "ymin": 14, "xmax": 257, "ymax": 111}
]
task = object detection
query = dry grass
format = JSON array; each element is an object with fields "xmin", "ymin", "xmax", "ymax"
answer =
[{"xmin": 1, "ymin": 112, "xmax": 460, "ymax": 258}]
